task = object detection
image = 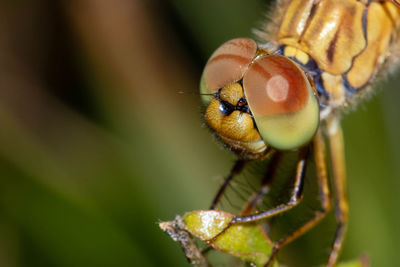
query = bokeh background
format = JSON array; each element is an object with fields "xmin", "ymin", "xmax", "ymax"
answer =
[{"xmin": 0, "ymin": 0, "xmax": 399, "ymax": 266}]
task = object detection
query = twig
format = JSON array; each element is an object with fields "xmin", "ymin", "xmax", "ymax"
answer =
[{"xmin": 159, "ymin": 216, "xmax": 210, "ymax": 267}]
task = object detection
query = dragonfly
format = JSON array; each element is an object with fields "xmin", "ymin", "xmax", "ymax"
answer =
[{"xmin": 199, "ymin": 0, "xmax": 400, "ymax": 266}]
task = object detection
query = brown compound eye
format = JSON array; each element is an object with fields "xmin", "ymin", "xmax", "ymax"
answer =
[
  {"xmin": 243, "ymin": 55, "xmax": 320, "ymax": 150},
  {"xmin": 200, "ymin": 38, "xmax": 257, "ymax": 104}
]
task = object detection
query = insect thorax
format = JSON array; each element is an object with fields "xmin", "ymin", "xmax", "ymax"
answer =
[{"xmin": 257, "ymin": 0, "xmax": 400, "ymax": 118}]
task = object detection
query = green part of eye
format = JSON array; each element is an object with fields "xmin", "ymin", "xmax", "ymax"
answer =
[{"xmin": 254, "ymin": 91, "xmax": 319, "ymax": 150}]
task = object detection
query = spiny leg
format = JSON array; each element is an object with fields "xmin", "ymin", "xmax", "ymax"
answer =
[
  {"xmin": 264, "ymin": 128, "xmax": 332, "ymax": 266},
  {"xmin": 229, "ymin": 147, "xmax": 308, "ymax": 225},
  {"xmin": 210, "ymin": 146, "xmax": 309, "ymax": 248},
  {"xmin": 326, "ymin": 116, "xmax": 348, "ymax": 267},
  {"xmin": 209, "ymin": 159, "xmax": 247, "ymax": 209},
  {"xmin": 241, "ymin": 152, "xmax": 283, "ymax": 216}
]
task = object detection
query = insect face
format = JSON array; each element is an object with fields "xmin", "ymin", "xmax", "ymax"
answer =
[
  {"xmin": 201, "ymin": 38, "xmax": 320, "ymax": 157},
  {"xmin": 204, "ymin": 83, "xmax": 267, "ymax": 158}
]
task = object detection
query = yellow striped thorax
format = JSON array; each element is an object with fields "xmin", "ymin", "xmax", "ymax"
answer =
[
  {"xmin": 278, "ymin": 0, "xmax": 400, "ymax": 109},
  {"xmin": 200, "ymin": 0, "xmax": 400, "ymax": 158}
]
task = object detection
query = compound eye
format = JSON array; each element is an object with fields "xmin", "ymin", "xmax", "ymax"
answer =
[
  {"xmin": 243, "ymin": 55, "xmax": 319, "ymax": 150},
  {"xmin": 200, "ymin": 38, "xmax": 257, "ymax": 104}
]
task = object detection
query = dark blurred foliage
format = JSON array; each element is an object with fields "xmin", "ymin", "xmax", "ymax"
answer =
[{"xmin": 0, "ymin": 0, "xmax": 399, "ymax": 266}]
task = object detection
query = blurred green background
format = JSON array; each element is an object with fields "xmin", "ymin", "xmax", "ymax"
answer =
[{"xmin": 0, "ymin": 0, "xmax": 399, "ymax": 266}]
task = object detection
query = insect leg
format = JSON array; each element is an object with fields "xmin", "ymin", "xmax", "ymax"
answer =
[
  {"xmin": 241, "ymin": 152, "xmax": 283, "ymax": 216},
  {"xmin": 264, "ymin": 128, "xmax": 331, "ymax": 266},
  {"xmin": 209, "ymin": 147, "xmax": 308, "ymax": 263},
  {"xmin": 326, "ymin": 116, "xmax": 348, "ymax": 267},
  {"xmin": 209, "ymin": 159, "xmax": 247, "ymax": 209},
  {"xmin": 225, "ymin": 146, "xmax": 308, "ymax": 226}
]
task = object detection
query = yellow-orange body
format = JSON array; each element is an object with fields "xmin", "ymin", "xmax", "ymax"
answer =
[
  {"xmin": 266, "ymin": 0, "xmax": 400, "ymax": 111},
  {"xmin": 194, "ymin": 1, "xmax": 400, "ymax": 266},
  {"xmin": 202, "ymin": 0, "xmax": 400, "ymax": 158}
]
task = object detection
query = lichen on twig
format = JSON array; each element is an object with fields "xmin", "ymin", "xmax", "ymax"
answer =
[{"xmin": 159, "ymin": 216, "xmax": 210, "ymax": 267}]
